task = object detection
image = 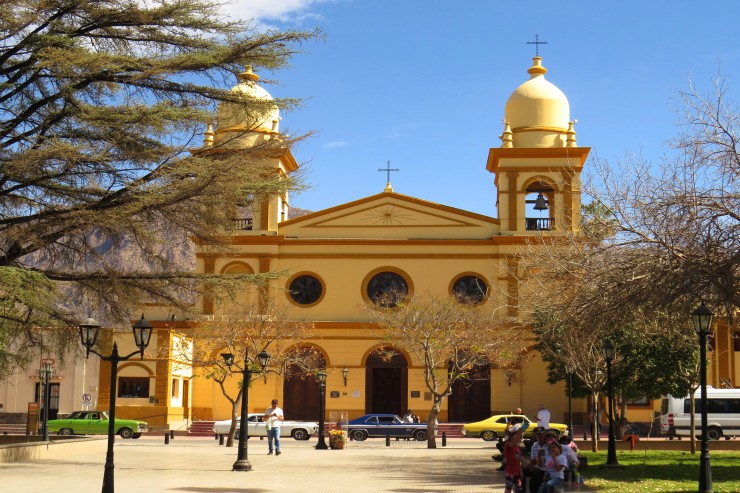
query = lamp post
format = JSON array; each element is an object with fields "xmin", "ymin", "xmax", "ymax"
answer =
[
  {"xmin": 692, "ymin": 303, "xmax": 714, "ymax": 493},
  {"xmin": 38, "ymin": 361, "xmax": 54, "ymax": 441},
  {"xmin": 316, "ymin": 369, "xmax": 328, "ymax": 449},
  {"xmin": 221, "ymin": 349, "xmax": 270, "ymax": 471},
  {"xmin": 602, "ymin": 340, "xmax": 619, "ymax": 466},
  {"xmin": 565, "ymin": 364, "xmax": 574, "ymax": 439},
  {"xmin": 79, "ymin": 314, "xmax": 153, "ymax": 493}
]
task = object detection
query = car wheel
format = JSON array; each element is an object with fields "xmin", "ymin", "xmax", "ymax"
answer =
[
  {"xmin": 413, "ymin": 429, "xmax": 427, "ymax": 441},
  {"xmin": 132, "ymin": 433, "xmax": 142, "ymax": 439},
  {"xmin": 58, "ymin": 428, "xmax": 74, "ymax": 436},
  {"xmin": 291, "ymin": 428, "xmax": 308, "ymax": 441},
  {"xmin": 350, "ymin": 430, "xmax": 368, "ymax": 441},
  {"xmin": 706, "ymin": 427, "xmax": 722, "ymax": 441},
  {"xmin": 481, "ymin": 430, "xmax": 498, "ymax": 441},
  {"xmin": 119, "ymin": 427, "xmax": 134, "ymax": 439}
]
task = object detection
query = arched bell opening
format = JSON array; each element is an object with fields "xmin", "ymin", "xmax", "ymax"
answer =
[{"xmin": 524, "ymin": 181, "xmax": 556, "ymax": 231}]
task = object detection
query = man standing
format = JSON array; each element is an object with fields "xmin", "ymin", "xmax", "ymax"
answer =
[
  {"xmin": 265, "ymin": 399, "xmax": 284, "ymax": 455},
  {"xmin": 536, "ymin": 404, "xmax": 551, "ymax": 430}
]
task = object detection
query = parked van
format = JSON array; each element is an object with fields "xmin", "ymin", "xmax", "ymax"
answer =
[{"xmin": 660, "ymin": 388, "xmax": 740, "ymax": 440}]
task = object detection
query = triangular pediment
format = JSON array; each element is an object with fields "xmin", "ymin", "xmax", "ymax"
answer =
[{"xmin": 280, "ymin": 192, "xmax": 499, "ymax": 239}]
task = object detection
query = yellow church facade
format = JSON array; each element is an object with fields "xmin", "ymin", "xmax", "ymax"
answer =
[{"xmin": 185, "ymin": 56, "xmax": 591, "ymax": 426}]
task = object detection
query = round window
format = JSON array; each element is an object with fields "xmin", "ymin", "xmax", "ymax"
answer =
[
  {"xmin": 452, "ymin": 275, "xmax": 488, "ymax": 304},
  {"xmin": 288, "ymin": 275, "xmax": 323, "ymax": 305},
  {"xmin": 367, "ymin": 271, "xmax": 409, "ymax": 307}
]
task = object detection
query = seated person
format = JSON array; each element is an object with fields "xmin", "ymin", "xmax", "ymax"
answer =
[{"xmin": 558, "ymin": 435, "xmax": 580, "ymax": 481}]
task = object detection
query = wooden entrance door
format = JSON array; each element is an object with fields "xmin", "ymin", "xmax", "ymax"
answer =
[
  {"xmin": 370, "ymin": 368, "xmax": 403, "ymax": 414},
  {"xmin": 448, "ymin": 366, "xmax": 491, "ymax": 422},
  {"xmin": 282, "ymin": 349, "xmax": 326, "ymax": 421},
  {"xmin": 365, "ymin": 349, "xmax": 407, "ymax": 416},
  {"xmin": 182, "ymin": 379, "xmax": 190, "ymax": 419},
  {"xmin": 283, "ymin": 371, "xmax": 321, "ymax": 421}
]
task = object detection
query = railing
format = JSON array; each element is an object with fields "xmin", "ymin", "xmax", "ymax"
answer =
[
  {"xmin": 232, "ymin": 218, "xmax": 253, "ymax": 230},
  {"xmin": 525, "ymin": 217, "xmax": 554, "ymax": 231}
]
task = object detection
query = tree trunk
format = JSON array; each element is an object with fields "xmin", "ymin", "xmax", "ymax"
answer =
[
  {"xmin": 689, "ymin": 392, "xmax": 696, "ymax": 454},
  {"xmin": 616, "ymin": 392, "xmax": 627, "ymax": 440},
  {"xmin": 427, "ymin": 400, "xmax": 441, "ymax": 449},
  {"xmin": 590, "ymin": 391, "xmax": 600, "ymax": 452},
  {"xmin": 226, "ymin": 393, "xmax": 242, "ymax": 448}
]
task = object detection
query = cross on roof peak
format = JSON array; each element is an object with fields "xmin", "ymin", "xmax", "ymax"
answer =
[
  {"xmin": 378, "ymin": 160, "xmax": 399, "ymax": 185},
  {"xmin": 526, "ymin": 34, "xmax": 548, "ymax": 57}
]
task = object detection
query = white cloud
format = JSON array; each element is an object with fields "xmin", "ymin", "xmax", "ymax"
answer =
[
  {"xmin": 323, "ymin": 140, "xmax": 348, "ymax": 149},
  {"xmin": 222, "ymin": 0, "xmax": 336, "ymax": 24}
]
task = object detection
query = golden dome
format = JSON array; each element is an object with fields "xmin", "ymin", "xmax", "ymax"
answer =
[
  {"xmin": 504, "ymin": 57, "xmax": 570, "ymax": 148},
  {"xmin": 215, "ymin": 67, "xmax": 280, "ymax": 136}
]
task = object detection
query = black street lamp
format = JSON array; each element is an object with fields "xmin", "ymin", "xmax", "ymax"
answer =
[
  {"xmin": 221, "ymin": 349, "xmax": 270, "ymax": 471},
  {"xmin": 316, "ymin": 369, "xmax": 328, "ymax": 449},
  {"xmin": 602, "ymin": 340, "xmax": 619, "ymax": 466},
  {"xmin": 692, "ymin": 303, "xmax": 715, "ymax": 493},
  {"xmin": 38, "ymin": 361, "xmax": 54, "ymax": 441},
  {"xmin": 79, "ymin": 314, "xmax": 153, "ymax": 493},
  {"xmin": 565, "ymin": 364, "xmax": 574, "ymax": 439}
]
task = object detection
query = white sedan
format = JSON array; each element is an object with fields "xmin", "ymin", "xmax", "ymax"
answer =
[{"xmin": 212, "ymin": 413, "xmax": 319, "ymax": 441}]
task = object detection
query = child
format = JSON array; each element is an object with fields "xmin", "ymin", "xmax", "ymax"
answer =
[
  {"xmin": 558, "ymin": 435, "xmax": 580, "ymax": 481},
  {"xmin": 503, "ymin": 423, "xmax": 524, "ymax": 493},
  {"xmin": 537, "ymin": 441, "xmax": 568, "ymax": 493}
]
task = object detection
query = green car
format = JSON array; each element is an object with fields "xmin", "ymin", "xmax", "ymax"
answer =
[{"xmin": 47, "ymin": 410, "xmax": 148, "ymax": 439}]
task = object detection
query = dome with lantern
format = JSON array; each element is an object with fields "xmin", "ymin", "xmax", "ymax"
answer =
[
  {"xmin": 214, "ymin": 67, "xmax": 280, "ymax": 144},
  {"xmin": 503, "ymin": 57, "xmax": 572, "ymax": 148}
]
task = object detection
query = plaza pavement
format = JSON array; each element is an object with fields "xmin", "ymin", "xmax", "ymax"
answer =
[{"xmin": 0, "ymin": 436, "xmax": 512, "ymax": 493}]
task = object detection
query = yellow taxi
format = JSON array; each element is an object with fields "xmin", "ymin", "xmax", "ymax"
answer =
[{"xmin": 462, "ymin": 414, "xmax": 568, "ymax": 441}]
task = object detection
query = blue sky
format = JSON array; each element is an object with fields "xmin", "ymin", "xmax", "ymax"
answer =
[{"xmin": 232, "ymin": 0, "xmax": 740, "ymax": 216}]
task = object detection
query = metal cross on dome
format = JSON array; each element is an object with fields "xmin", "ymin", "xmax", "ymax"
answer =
[
  {"xmin": 378, "ymin": 160, "xmax": 399, "ymax": 183},
  {"xmin": 527, "ymin": 34, "xmax": 548, "ymax": 56}
]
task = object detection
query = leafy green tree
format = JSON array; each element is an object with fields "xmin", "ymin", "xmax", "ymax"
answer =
[{"xmin": 0, "ymin": 0, "xmax": 319, "ymax": 377}]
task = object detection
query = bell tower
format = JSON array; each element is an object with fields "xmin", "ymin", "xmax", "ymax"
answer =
[
  {"xmin": 487, "ymin": 57, "xmax": 589, "ymax": 234},
  {"xmin": 195, "ymin": 67, "xmax": 298, "ymax": 233}
]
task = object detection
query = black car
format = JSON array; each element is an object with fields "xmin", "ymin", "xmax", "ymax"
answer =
[{"xmin": 347, "ymin": 414, "xmax": 429, "ymax": 441}]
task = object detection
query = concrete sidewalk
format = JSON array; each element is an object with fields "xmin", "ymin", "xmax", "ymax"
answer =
[{"xmin": 0, "ymin": 436, "xmax": 507, "ymax": 492}]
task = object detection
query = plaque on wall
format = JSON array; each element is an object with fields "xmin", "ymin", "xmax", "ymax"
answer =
[
  {"xmin": 330, "ymin": 391, "xmax": 340, "ymax": 398},
  {"xmin": 410, "ymin": 391, "xmax": 420, "ymax": 398}
]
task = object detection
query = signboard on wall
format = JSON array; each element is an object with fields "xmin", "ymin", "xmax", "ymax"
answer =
[{"xmin": 26, "ymin": 402, "xmax": 39, "ymax": 436}]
